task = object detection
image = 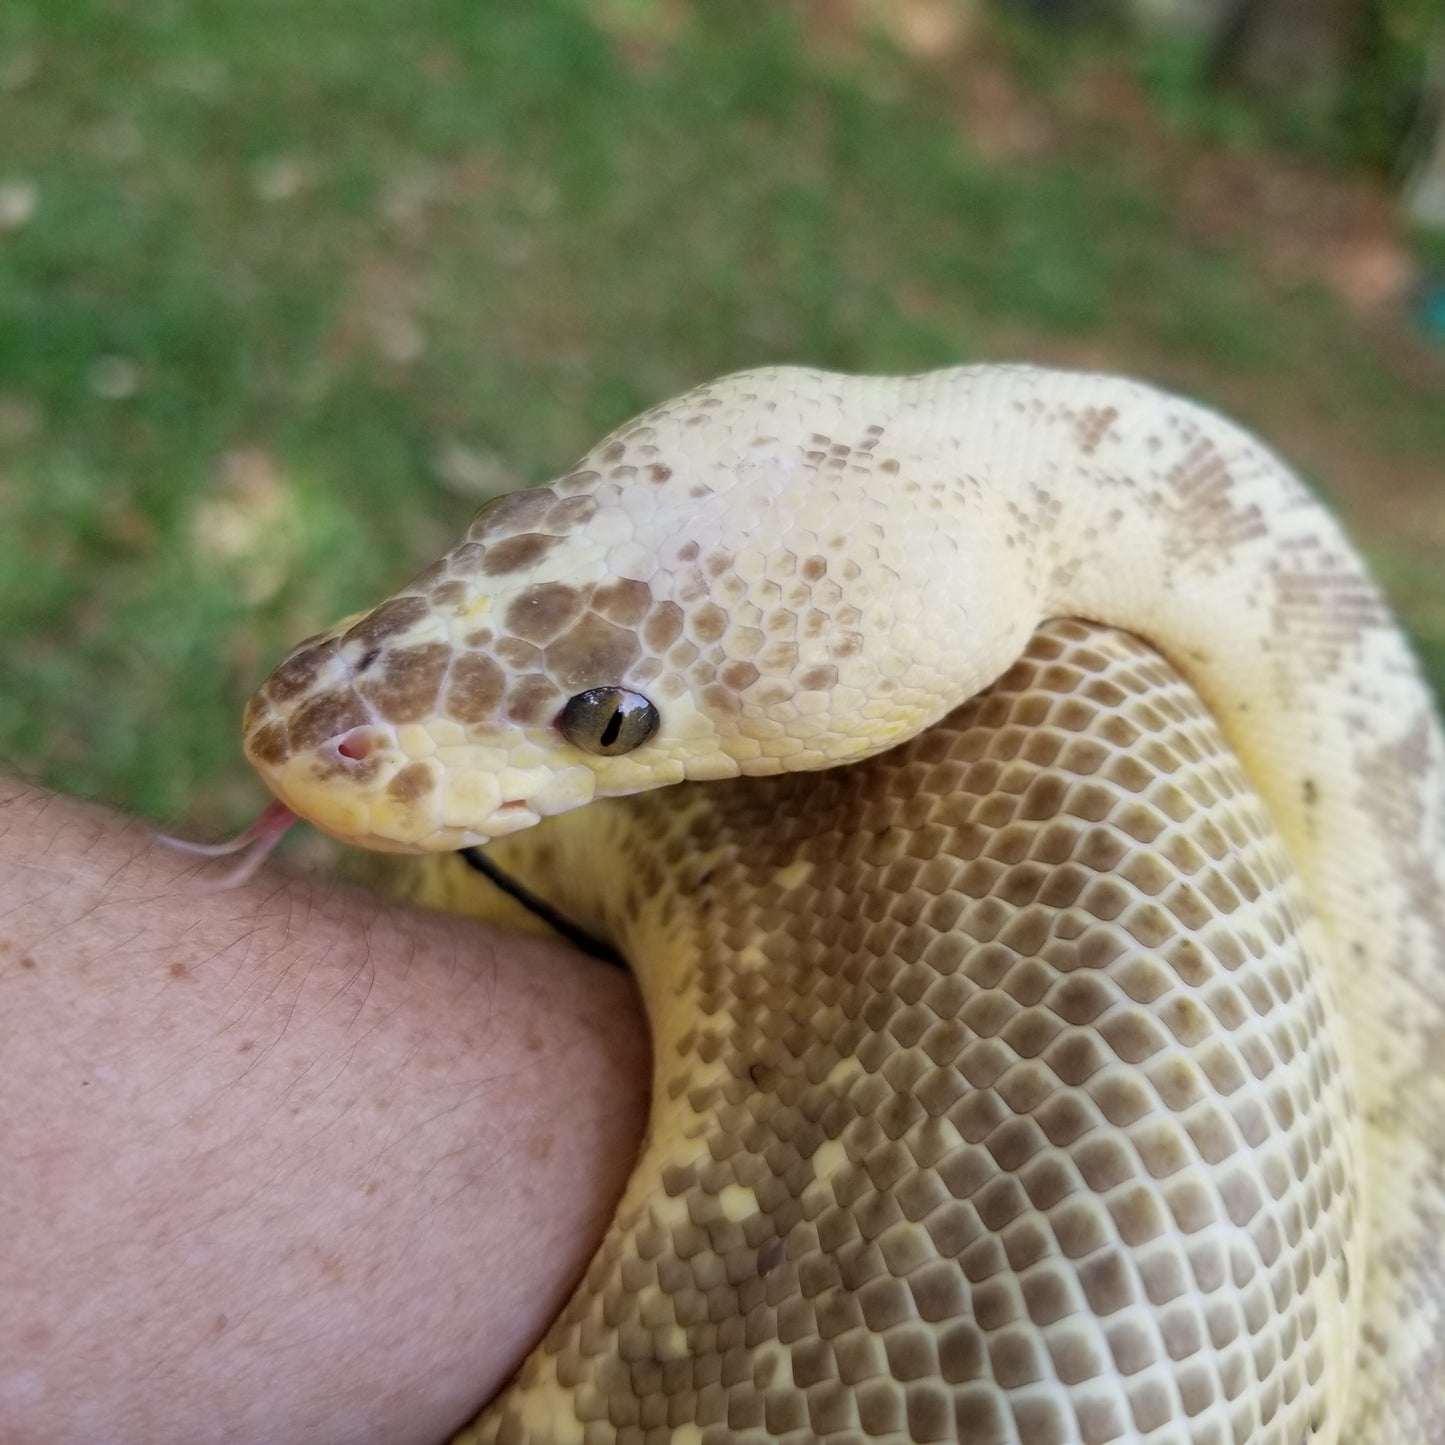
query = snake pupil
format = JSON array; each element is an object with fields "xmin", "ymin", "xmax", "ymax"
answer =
[{"xmin": 598, "ymin": 707, "xmax": 624, "ymax": 750}]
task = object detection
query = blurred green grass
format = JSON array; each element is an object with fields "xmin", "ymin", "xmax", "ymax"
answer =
[{"xmin": 1, "ymin": 0, "xmax": 1441, "ymax": 831}]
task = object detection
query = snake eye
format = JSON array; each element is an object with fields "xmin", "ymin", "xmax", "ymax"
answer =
[{"xmin": 558, "ymin": 687, "xmax": 659, "ymax": 756}]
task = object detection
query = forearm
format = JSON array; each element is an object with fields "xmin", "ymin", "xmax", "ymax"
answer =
[{"xmin": 0, "ymin": 778, "xmax": 648, "ymax": 1445}]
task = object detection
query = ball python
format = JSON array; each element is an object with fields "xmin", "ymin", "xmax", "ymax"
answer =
[{"xmin": 222, "ymin": 366, "xmax": 1444, "ymax": 1444}]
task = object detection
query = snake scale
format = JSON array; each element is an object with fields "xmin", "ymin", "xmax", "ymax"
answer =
[{"xmin": 229, "ymin": 367, "xmax": 1444, "ymax": 1444}]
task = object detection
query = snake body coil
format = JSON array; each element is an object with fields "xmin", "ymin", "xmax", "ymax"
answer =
[{"xmin": 241, "ymin": 367, "xmax": 1444, "ymax": 1443}]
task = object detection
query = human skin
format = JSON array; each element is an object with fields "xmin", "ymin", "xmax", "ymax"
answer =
[{"xmin": 0, "ymin": 776, "xmax": 650, "ymax": 1445}]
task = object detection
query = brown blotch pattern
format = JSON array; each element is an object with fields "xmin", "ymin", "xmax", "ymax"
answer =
[
  {"xmin": 592, "ymin": 578, "xmax": 654, "ymax": 628},
  {"xmin": 1075, "ymin": 406, "xmax": 1120, "ymax": 456},
  {"xmin": 545, "ymin": 494, "xmax": 599, "ymax": 530},
  {"xmin": 444, "ymin": 653, "xmax": 507, "ymax": 724},
  {"xmin": 505, "ymin": 673, "xmax": 564, "ymax": 726},
  {"xmin": 342, "ymin": 596, "xmax": 431, "ymax": 651},
  {"xmin": 481, "ymin": 532, "xmax": 566, "ymax": 577},
  {"xmin": 505, "ymin": 582, "xmax": 587, "ymax": 645},
  {"xmin": 387, "ymin": 760, "xmax": 436, "ymax": 803},
  {"xmin": 1267, "ymin": 537, "xmax": 1395, "ymax": 673},
  {"xmin": 266, "ymin": 635, "xmax": 338, "ymax": 703},
  {"xmin": 555, "ymin": 469, "xmax": 600, "ymax": 496},
  {"xmin": 642, "ymin": 601, "xmax": 685, "ymax": 652},
  {"xmin": 464, "ymin": 620, "xmax": 1354, "ymax": 1445},
  {"xmin": 357, "ymin": 641, "xmax": 452, "ymax": 723},
  {"xmin": 542, "ymin": 612, "xmax": 643, "ymax": 691},
  {"xmin": 690, "ymin": 603, "xmax": 728, "ymax": 644},
  {"xmin": 246, "ymin": 719, "xmax": 291, "ymax": 766},
  {"xmin": 495, "ymin": 636, "xmax": 544, "ymax": 672},
  {"xmin": 448, "ymin": 542, "xmax": 488, "ymax": 575},
  {"xmin": 242, "ymin": 693, "xmax": 271, "ymax": 735},
  {"xmin": 470, "ymin": 487, "xmax": 557, "ymax": 537},
  {"xmin": 720, "ymin": 660, "xmax": 760, "ymax": 692},
  {"xmin": 287, "ymin": 688, "xmax": 371, "ymax": 753},
  {"xmin": 429, "ymin": 579, "xmax": 468, "ymax": 610},
  {"xmin": 1160, "ymin": 435, "xmax": 1270, "ymax": 569}
]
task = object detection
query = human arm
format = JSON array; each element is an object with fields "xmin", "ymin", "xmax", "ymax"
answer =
[{"xmin": 0, "ymin": 777, "xmax": 648, "ymax": 1445}]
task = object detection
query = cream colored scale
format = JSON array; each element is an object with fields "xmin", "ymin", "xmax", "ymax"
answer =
[{"xmin": 234, "ymin": 367, "xmax": 1445, "ymax": 1442}]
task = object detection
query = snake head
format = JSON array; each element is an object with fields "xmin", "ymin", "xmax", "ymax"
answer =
[
  {"xmin": 240, "ymin": 562, "xmax": 688, "ymax": 853},
  {"xmin": 239, "ymin": 473, "xmax": 718, "ymax": 853},
  {"xmin": 240, "ymin": 369, "xmax": 979, "ymax": 854}
]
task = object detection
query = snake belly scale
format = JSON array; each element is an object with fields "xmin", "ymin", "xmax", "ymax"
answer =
[{"xmin": 236, "ymin": 367, "xmax": 1444, "ymax": 1444}]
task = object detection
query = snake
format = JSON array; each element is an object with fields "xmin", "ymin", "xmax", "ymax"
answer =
[{"xmin": 217, "ymin": 366, "xmax": 1444, "ymax": 1444}]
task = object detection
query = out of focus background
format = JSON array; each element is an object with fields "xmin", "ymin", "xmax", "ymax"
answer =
[{"xmin": 2, "ymin": 0, "xmax": 1442, "ymax": 835}]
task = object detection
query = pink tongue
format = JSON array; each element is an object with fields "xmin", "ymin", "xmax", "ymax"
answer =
[{"xmin": 158, "ymin": 799, "xmax": 300, "ymax": 888}]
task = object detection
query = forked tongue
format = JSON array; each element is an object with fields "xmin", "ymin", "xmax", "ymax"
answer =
[{"xmin": 158, "ymin": 798, "xmax": 299, "ymax": 888}]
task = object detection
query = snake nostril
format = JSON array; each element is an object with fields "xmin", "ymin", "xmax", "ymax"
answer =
[{"xmin": 335, "ymin": 727, "xmax": 380, "ymax": 762}]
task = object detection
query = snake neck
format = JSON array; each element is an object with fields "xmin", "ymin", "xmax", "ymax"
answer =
[{"xmin": 794, "ymin": 369, "xmax": 1440, "ymax": 948}]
